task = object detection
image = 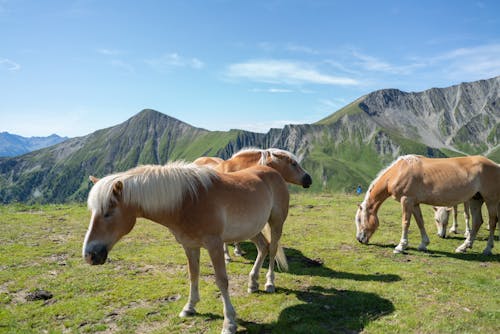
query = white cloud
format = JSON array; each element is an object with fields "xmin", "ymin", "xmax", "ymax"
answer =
[
  {"xmin": 351, "ymin": 51, "xmax": 425, "ymax": 75},
  {"xmin": 227, "ymin": 60, "xmax": 358, "ymax": 86},
  {"xmin": 97, "ymin": 48, "xmax": 123, "ymax": 56},
  {"xmin": 146, "ymin": 53, "xmax": 205, "ymax": 71},
  {"xmin": 0, "ymin": 58, "xmax": 20, "ymax": 71},
  {"xmin": 250, "ymin": 87, "xmax": 294, "ymax": 93}
]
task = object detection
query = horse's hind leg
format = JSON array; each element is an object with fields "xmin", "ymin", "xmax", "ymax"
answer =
[
  {"xmin": 264, "ymin": 222, "xmax": 284, "ymax": 293},
  {"xmin": 395, "ymin": 196, "xmax": 412, "ymax": 253},
  {"xmin": 413, "ymin": 204, "xmax": 430, "ymax": 251},
  {"xmin": 449, "ymin": 205, "xmax": 459, "ymax": 234},
  {"xmin": 248, "ymin": 233, "xmax": 269, "ymax": 293},
  {"xmin": 179, "ymin": 246, "xmax": 201, "ymax": 317},
  {"xmin": 456, "ymin": 198, "xmax": 483, "ymax": 253},
  {"xmin": 206, "ymin": 238, "xmax": 237, "ymax": 334},
  {"xmin": 482, "ymin": 202, "xmax": 498, "ymax": 255}
]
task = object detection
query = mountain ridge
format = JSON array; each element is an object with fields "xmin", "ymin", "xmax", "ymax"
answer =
[
  {"xmin": 0, "ymin": 132, "xmax": 68, "ymax": 157},
  {"xmin": 0, "ymin": 76, "xmax": 498, "ymax": 203}
]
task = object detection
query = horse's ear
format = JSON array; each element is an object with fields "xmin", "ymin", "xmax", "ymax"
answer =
[
  {"xmin": 113, "ymin": 181, "xmax": 123, "ymax": 198},
  {"xmin": 432, "ymin": 206, "xmax": 438, "ymax": 211},
  {"xmin": 358, "ymin": 204, "xmax": 362, "ymax": 209},
  {"xmin": 446, "ymin": 207, "xmax": 453, "ymax": 212},
  {"xmin": 89, "ymin": 175, "xmax": 100, "ymax": 184}
]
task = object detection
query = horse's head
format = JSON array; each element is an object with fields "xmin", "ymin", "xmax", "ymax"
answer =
[
  {"xmin": 433, "ymin": 206, "xmax": 452, "ymax": 238},
  {"xmin": 355, "ymin": 203, "xmax": 379, "ymax": 244},
  {"xmin": 83, "ymin": 176, "xmax": 137, "ymax": 265},
  {"xmin": 265, "ymin": 149, "xmax": 312, "ymax": 188}
]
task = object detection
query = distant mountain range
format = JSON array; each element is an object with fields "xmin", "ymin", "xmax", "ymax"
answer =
[
  {"xmin": 0, "ymin": 76, "xmax": 498, "ymax": 203},
  {"xmin": 0, "ymin": 132, "xmax": 68, "ymax": 157}
]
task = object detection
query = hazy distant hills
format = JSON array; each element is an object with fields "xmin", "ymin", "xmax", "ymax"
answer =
[
  {"xmin": 0, "ymin": 76, "xmax": 498, "ymax": 203},
  {"xmin": 0, "ymin": 132, "xmax": 68, "ymax": 157}
]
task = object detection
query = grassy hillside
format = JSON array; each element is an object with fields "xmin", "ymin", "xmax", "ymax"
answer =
[{"xmin": 1, "ymin": 193, "xmax": 498, "ymax": 333}]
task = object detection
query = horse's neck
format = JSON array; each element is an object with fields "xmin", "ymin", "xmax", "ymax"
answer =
[
  {"xmin": 224, "ymin": 153, "xmax": 262, "ymax": 171},
  {"xmin": 364, "ymin": 179, "xmax": 390, "ymax": 213}
]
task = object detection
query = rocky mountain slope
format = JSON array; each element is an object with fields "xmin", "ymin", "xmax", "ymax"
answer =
[
  {"xmin": 0, "ymin": 76, "xmax": 498, "ymax": 203},
  {"xmin": 0, "ymin": 132, "xmax": 68, "ymax": 157}
]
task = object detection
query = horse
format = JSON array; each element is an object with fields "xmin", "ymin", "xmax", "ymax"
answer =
[
  {"xmin": 433, "ymin": 202, "xmax": 472, "ymax": 238},
  {"xmin": 83, "ymin": 162, "xmax": 290, "ymax": 334},
  {"xmin": 194, "ymin": 147, "xmax": 312, "ymax": 262},
  {"xmin": 355, "ymin": 155, "xmax": 500, "ymax": 255}
]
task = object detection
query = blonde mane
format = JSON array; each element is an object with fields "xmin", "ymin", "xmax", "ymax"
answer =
[
  {"xmin": 361, "ymin": 154, "xmax": 420, "ymax": 208},
  {"xmin": 232, "ymin": 147, "xmax": 299, "ymax": 165},
  {"xmin": 88, "ymin": 161, "xmax": 218, "ymax": 215}
]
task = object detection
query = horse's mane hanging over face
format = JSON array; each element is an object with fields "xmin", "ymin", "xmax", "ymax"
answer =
[{"xmin": 87, "ymin": 162, "xmax": 219, "ymax": 215}]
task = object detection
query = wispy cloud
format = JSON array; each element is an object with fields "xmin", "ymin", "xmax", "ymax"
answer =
[
  {"xmin": 250, "ymin": 87, "xmax": 294, "ymax": 93},
  {"xmin": 432, "ymin": 44, "xmax": 500, "ymax": 79},
  {"xmin": 0, "ymin": 58, "xmax": 20, "ymax": 71},
  {"xmin": 227, "ymin": 60, "xmax": 359, "ymax": 86},
  {"xmin": 351, "ymin": 51, "xmax": 425, "ymax": 75},
  {"xmin": 146, "ymin": 53, "xmax": 205, "ymax": 71},
  {"xmin": 97, "ymin": 48, "xmax": 123, "ymax": 56}
]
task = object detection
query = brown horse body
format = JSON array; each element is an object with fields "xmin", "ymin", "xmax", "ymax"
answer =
[
  {"xmin": 355, "ymin": 155, "xmax": 500, "ymax": 254},
  {"xmin": 194, "ymin": 148, "xmax": 312, "ymax": 262},
  {"xmin": 83, "ymin": 162, "xmax": 290, "ymax": 334}
]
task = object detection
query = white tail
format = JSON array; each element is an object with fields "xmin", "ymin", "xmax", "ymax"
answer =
[{"xmin": 262, "ymin": 223, "xmax": 289, "ymax": 272}]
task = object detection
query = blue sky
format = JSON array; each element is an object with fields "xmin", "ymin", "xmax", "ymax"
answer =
[{"xmin": 1, "ymin": 0, "xmax": 499, "ymax": 137}]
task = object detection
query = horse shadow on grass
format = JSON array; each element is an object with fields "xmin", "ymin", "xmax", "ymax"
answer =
[
  {"xmin": 369, "ymin": 242, "xmax": 500, "ymax": 262},
  {"xmin": 237, "ymin": 285, "xmax": 395, "ymax": 333},
  {"xmin": 235, "ymin": 242, "xmax": 401, "ymax": 282}
]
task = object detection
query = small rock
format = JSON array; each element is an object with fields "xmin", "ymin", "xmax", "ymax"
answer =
[{"xmin": 26, "ymin": 289, "xmax": 53, "ymax": 301}]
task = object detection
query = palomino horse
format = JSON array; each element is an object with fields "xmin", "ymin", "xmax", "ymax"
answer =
[
  {"xmin": 355, "ymin": 155, "xmax": 500, "ymax": 255},
  {"xmin": 433, "ymin": 202, "xmax": 472, "ymax": 238},
  {"xmin": 83, "ymin": 162, "xmax": 290, "ymax": 334},
  {"xmin": 194, "ymin": 148, "xmax": 312, "ymax": 262}
]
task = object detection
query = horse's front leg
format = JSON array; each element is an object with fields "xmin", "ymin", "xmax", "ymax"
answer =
[
  {"xmin": 449, "ymin": 205, "xmax": 459, "ymax": 234},
  {"xmin": 179, "ymin": 246, "xmax": 201, "ymax": 317},
  {"xmin": 463, "ymin": 201, "xmax": 471, "ymax": 238},
  {"xmin": 206, "ymin": 238, "xmax": 237, "ymax": 334},
  {"xmin": 456, "ymin": 198, "xmax": 483, "ymax": 253},
  {"xmin": 395, "ymin": 196, "xmax": 412, "ymax": 253},
  {"xmin": 223, "ymin": 243, "xmax": 232, "ymax": 263},
  {"xmin": 413, "ymin": 204, "xmax": 430, "ymax": 251},
  {"xmin": 248, "ymin": 233, "xmax": 269, "ymax": 293},
  {"xmin": 482, "ymin": 202, "xmax": 498, "ymax": 255}
]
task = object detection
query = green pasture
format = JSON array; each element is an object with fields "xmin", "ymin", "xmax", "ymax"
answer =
[{"xmin": 0, "ymin": 193, "xmax": 498, "ymax": 333}]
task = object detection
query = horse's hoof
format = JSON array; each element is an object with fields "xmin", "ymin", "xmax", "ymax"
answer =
[
  {"xmin": 265, "ymin": 284, "xmax": 275, "ymax": 293},
  {"xmin": 417, "ymin": 246, "xmax": 427, "ymax": 251},
  {"xmin": 179, "ymin": 309, "xmax": 196, "ymax": 317},
  {"xmin": 221, "ymin": 324, "xmax": 237, "ymax": 334},
  {"xmin": 393, "ymin": 246, "xmax": 405, "ymax": 254},
  {"xmin": 455, "ymin": 246, "xmax": 467, "ymax": 253},
  {"xmin": 247, "ymin": 285, "xmax": 259, "ymax": 293},
  {"xmin": 482, "ymin": 249, "xmax": 493, "ymax": 256}
]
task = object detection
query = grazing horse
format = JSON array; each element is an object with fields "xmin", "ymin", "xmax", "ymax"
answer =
[
  {"xmin": 433, "ymin": 202, "xmax": 472, "ymax": 238},
  {"xmin": 194, "ymin": 148, "xmax": 312, "ymax": 262},
  {"xmin": 355, "ymin": 155, "xmax": 500, "ymax": 254},
  {"xmin": 83, "ymin": 162, "xmax": 290, "ymax": 334}
]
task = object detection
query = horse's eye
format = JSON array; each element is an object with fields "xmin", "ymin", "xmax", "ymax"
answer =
[
  {"xmin": 103, "ymin": 211, "xmax": 112, "ymax": 219},
  {"xmin": 292, "ymin": 161, "xmax": 298, "ymax": 167}
]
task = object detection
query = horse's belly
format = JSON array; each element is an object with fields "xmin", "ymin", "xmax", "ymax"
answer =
[{"xmin": 221, "ymin": 210, "xmax": 271, "ymax": 243}]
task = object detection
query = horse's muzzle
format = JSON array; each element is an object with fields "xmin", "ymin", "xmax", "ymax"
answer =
[
  {"xmin": 356, "ymin": 232, "xmax": 369, "ymax": 244},
  {"xmin": 84, "ymin": 242, "xmax": 108, "ymax": 265},
  {"xmin": 302, "ymin": 174, "xmax": 312, "ymax": 188}
]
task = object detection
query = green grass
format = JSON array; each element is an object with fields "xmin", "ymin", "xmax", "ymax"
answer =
[{"xmin": 0, "ymin": 194, "xmax": 499, "ymax": 333}]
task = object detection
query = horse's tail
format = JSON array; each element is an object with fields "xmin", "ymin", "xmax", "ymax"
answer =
[{"xmin": 262, "ymin": 223, "xmax": 289, "ymax": 272}]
